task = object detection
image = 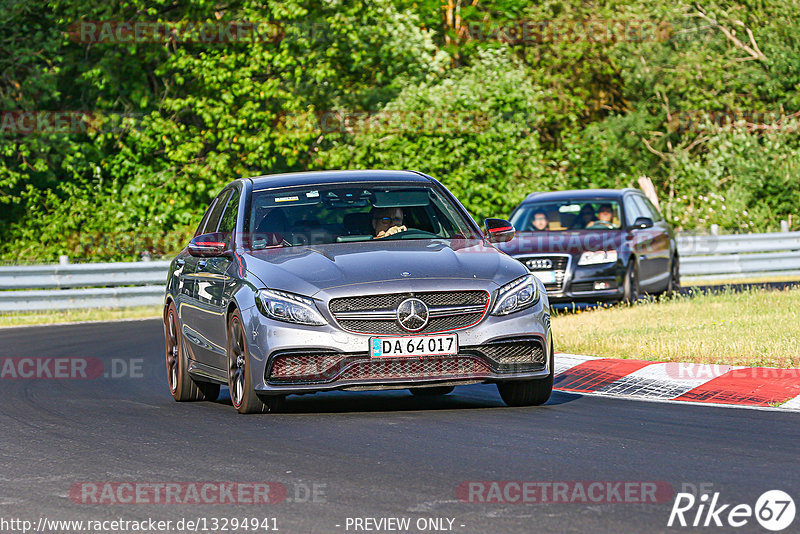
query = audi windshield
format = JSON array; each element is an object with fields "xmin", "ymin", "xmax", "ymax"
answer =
[{"xmin": 248, "ymin": 183, "xmax": 480, "ymax": 249}]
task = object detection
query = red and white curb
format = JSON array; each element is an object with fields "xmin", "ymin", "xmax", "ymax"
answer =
[{"xmin": 554, "ymin": 353, "xmax": 800, "ymax": 410}]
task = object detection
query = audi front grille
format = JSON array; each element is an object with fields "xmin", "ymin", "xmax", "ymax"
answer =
[{"xmin": 516, "ymin": 254, "xmax": 570, "ymax": 293}]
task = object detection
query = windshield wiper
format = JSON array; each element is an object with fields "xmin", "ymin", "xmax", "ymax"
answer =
[{"xmin": 252, "ymin": 239, "xmax": 292, "ymax": 250}]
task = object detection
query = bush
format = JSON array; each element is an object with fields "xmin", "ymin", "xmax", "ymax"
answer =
[{"xmin": 314, "ymin": 49, "xmax": 553, "ymax": 221}]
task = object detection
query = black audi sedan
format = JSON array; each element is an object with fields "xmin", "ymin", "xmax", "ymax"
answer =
[{"xmin": 497, "ymin": 189, "xmax": 679, "ymax": 303}]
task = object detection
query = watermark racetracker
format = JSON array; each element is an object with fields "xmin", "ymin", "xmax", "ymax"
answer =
[{"xmin": 0, "ymin": 357, "xmax": 143, "ymax": 380}]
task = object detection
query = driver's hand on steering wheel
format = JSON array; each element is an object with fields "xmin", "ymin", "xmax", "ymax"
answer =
[{"xmin": 374, "ymin": 225, "xmax": 407, "ymax": 239}]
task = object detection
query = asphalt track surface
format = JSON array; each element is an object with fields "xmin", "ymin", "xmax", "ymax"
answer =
[{"xmin": 1, "ymin": 319, "xmax": 799, "ymax": 534}]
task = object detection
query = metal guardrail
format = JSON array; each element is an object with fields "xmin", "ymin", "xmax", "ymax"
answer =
[
  {"xmin": 677, "ymin": 231, "xmax": 800, "ymax": 282},
  {"xmin": 0, "ymin": 260, "xmax": 170, "ymax": 290},
  {"xmin": 0, "ymin": 286, "xmax": 165, "ymax": 312},
  {"xmin": 676, "ymin": 232, "xmax": 800, "ymax": 256},
  {"xmin": 0, "ymin": 230, "xmax": 798, "ymax": 312}
]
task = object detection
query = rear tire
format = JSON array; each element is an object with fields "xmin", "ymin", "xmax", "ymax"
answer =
[
  {"xmin": 164, "ymin": 302, "xmax": 220, "ymax": 402},
  {"xmin": 227, "ymin": 310, "xmax": 285, "ymax": 414},
  {"xmin": 409, "ymin": 386, "xmax": 455, "ymax": 396},
  {"xmin": 496, "ymin": 339, "xmax": 554, "ymax": 407}
]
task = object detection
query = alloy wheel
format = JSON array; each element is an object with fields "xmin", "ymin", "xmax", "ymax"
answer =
[
  {"xmin": 165, "ymin": 309, "xmax": 180, "ymax": 393},
  {"xmin": 228, "ymin": 317, "xmax": 246, "ymax": 408}
]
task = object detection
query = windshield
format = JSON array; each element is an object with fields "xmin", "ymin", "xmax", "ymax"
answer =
[
  {"xmin": 247, "ymin": 183, "xmax": 479, "ymax": 249},
  {"xmin": 511, "ymin": 200, "xmax": 623, "ymax": 231}
]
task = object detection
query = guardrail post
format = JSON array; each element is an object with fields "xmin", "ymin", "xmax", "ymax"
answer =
[
  {"xmin": 710, "ymin": 224, "xmax": 719, "ymax": 236},
  {"xmin": 781, "ymin": 220, "xmax": 789, "ymax": 232},
  {"xmin": 59, "ymin": 255, "xmax": 69, "ymax": 265}
]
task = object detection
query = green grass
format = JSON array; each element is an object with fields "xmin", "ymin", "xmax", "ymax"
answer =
[
  {"xmin": 685, "ymin": 274, "xmax": 800, "ymax": 286},
  {"xmin": 551, "ymin": 287, "xmax": 800, "ymax": 367},
  {"xmin": 0, "ymin": 306, "xmax": 162, "ymax": 328}
]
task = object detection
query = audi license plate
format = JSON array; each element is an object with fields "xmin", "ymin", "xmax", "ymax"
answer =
[
  {"xmin": 531, "ymin": 270, "xmax": 556, "ymax": 284},
  {"xmin": 370, "ymin": 334, "xmax": 458, "ymax": 358}
]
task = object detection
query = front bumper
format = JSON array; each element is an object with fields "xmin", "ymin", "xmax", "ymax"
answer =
[
  {"xmin": 239, "ymin": 297, "xmax": 552, "ymax": 395},
  {"xmin": 548, "ymin": 261, "xmax": 625, "ymax": 302}
]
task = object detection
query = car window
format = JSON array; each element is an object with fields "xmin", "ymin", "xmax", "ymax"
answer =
[
  {"xmin": 640, "ymin": 196, "xmax": 664, "ymax": 222},
  {"xmin": 624, "ymin": 196, "xmax": 645, "ymax": 226},
  {"xmin": 247, "ymin": 183, "xmax": 479, "ymax": 248},
  {"xmin": 218, "ymin": 188, "xmax": 241, "ymax": 247},
  {"xmin": 195, "ymin": 198, "xmax": 218, "ymax": 237},
  {"xmin": 509, "ymin": 205, "xmax": 533, "ymax": 231},
  {"xmin": 202, "ymin": 189, "xmax": 233, "ymax": 235},
  {"xmin": 632, "ymin": 195, "xmax": 656, "ymax": 223}
]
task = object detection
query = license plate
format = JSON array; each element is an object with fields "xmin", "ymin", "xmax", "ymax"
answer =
[
  {"xmin": 371, "ymin": 334, "xmax": 458, "ymax": 358},
  {"xmin": 531, "ymin": 270, "xmax": 556, "ymax": 284}
]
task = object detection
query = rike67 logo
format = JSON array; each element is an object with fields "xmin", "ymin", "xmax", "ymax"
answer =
[{"xmin": 668, "ymin": 490, "xmax": 795, "ymax": 531}]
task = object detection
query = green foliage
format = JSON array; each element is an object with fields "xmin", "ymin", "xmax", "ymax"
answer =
[
  {"xmin": 1, "ymin": 0, "xmax": 446, "ymax": 260},
  {"xmin": 665, "ymin": 122, "xmax": 800, "ymax": 231},
  {"xmin": 315, "ymin": 49, "xmax": 552, "ymax": 220}
]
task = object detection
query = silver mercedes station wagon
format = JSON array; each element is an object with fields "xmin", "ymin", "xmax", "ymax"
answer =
[{"xmin": 164, "ymin": 170, "xmax": 554, "ymax": 413}]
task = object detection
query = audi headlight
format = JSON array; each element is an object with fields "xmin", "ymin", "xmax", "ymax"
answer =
[
  {"xmin": 256, "ymin": 289, "xmax": 327, "ymax": 326},
  {"xmin": 578, "ymin": 250, "xmax": 618, "ymax": 266},
  {"xmin": 491, "ymin": 274, "xmax": 540, "ymax": 316}
]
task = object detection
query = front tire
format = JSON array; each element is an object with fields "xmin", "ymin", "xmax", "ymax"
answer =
[
  {"xmin": 496, "ymin": 339, "xmax": 554, "ymax": 407},
  {"xmin": 622, "ymin": 259, "xmax": 640, "ymax": 303},
  {"xmin": 227, "ymin": 310, "xmax": 285, "ymax": 414},
  {"xmin": 164, "ymin": 302, "xmax": 220, "ymax": 402},
  {"xmin": 410, "ymin": 386, "xmax": 455, "ymax": 396}
]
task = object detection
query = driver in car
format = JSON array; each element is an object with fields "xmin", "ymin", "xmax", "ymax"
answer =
[{"xmin": 372, "ymin": 207, "xmax": 407, "ymax": 239}]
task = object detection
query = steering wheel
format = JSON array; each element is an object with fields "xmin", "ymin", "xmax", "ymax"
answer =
[
  {"xmin": 379, "ymin": 228, "xmax": 438, "ymax": 240},
  {"xmin": 586, "ymin": 220, "xmax": 615, "ymax": 229}
]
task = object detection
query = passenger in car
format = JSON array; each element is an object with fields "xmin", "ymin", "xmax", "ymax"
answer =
[{"xmin": 371, "ymin": 207, "xmax": 407, "ymax": 239}]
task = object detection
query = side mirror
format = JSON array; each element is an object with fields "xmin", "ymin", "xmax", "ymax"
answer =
[
  {"xmin": 484, "ymin": 218, "xmax": 516, "ymax": 243},
  {"xmin": 632, "ymin": 217, "xmax": 654, "ymax": 230},
  {"xmin": 188, "ymin": 232, "xmax": 229, "ymax": 257}
]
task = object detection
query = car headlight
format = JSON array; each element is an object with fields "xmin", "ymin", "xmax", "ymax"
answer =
[
  {"xmin": 491, "ymin": 274, "xmax": 540, "ymax": 316},
  {"xmin": 256, "ymin": 289, "xmax": 327, "ymax": 326},
  {"xmin": 578, "ymin": 250, "xmax": 618, "ymax": 265}
]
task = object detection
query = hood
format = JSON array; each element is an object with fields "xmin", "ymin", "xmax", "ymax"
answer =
[
  {"xmin": 497, "ymin": 230, "xmax": 627, "ymax": 256},
  {"xmin": 242, "ymin": 239, "xmax": 527, "ymax": 297}
]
